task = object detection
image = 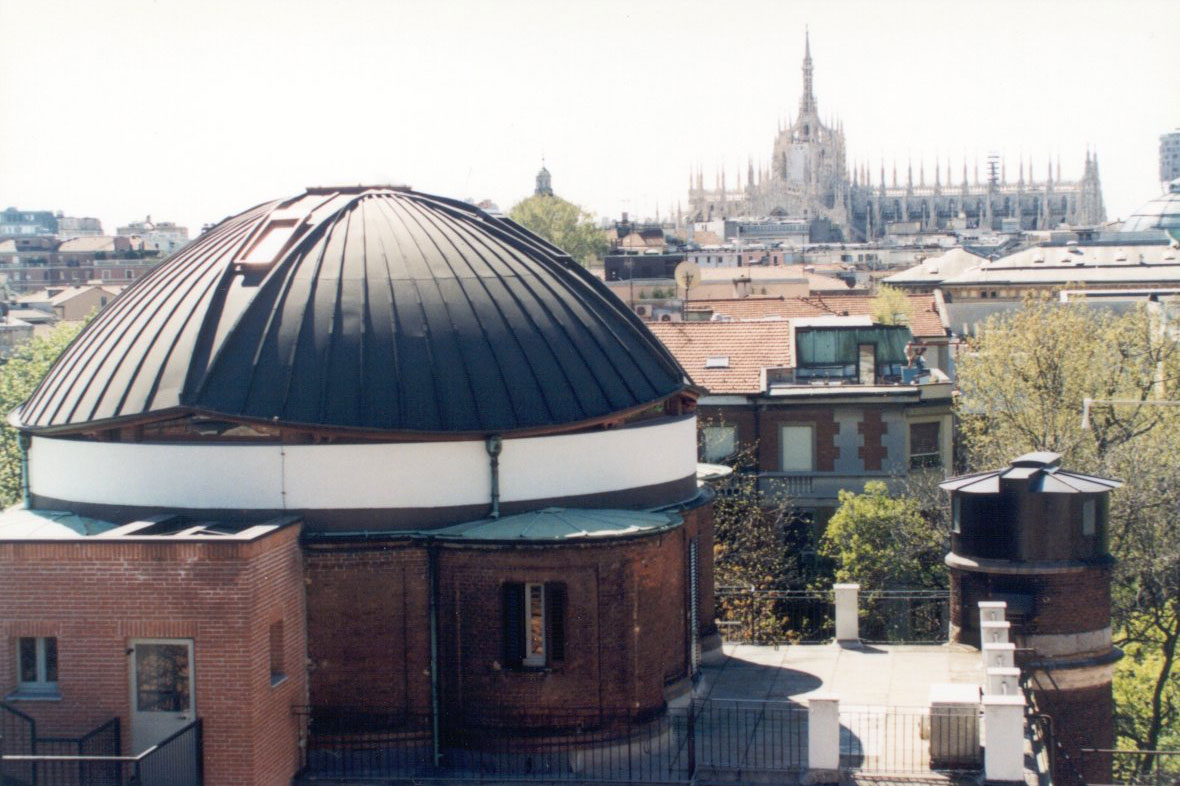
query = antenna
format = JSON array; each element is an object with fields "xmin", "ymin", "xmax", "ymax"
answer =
[{"xmin": 674, "ymin": 260, "xmax": 700, "ymax": 319}]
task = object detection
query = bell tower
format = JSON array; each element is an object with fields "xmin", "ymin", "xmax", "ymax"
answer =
[{"xmin": 942, "ymin": 452, "xmax": 1121, "ymax": 785}]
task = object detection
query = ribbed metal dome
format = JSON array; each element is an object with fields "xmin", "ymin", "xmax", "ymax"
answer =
[{"xmin": 17, "ymin": 187, "xmax": 687, "ymax": 434}]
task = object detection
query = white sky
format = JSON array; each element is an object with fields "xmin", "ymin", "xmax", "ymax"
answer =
[{"xmin": 1, "ymin": 0, "xmax": 1177, "ymax": 234}]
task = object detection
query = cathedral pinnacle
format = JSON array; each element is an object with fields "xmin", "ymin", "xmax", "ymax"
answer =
[{"xmin": 799, "ymin": 29, "xmax": 817, "ymax": 117}]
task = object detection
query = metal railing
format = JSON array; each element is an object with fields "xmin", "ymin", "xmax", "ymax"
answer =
[
  {"xmin": 0, "ymin": 704, "xmax": 121, "ymax": 786},
  {"xmin": 715, "ymin": 587, "xmax": 950, "ymax": 645},
  {"xmin": 859, "ymin": 589, "xmax": 950, "ymax": 644},
  {"xmin": 0, "ymin": 718, "xmax": 202, "ymax": 786},
  {"xmin": 715, "ymin": 587, "xmax": 834, "ymax": 643},
  {"xmin": 1080, "ymin": 749, "xmax": 1180, "ymax": 786},
  {"xmin": 300, "ymin": 706, "xmax": 693, "ymax": 782},
  {"xmin": 840, "ymin": 705, "xmax": 981, "ymax": 774},
  {"xmin": 299, "ymin": 700, "xmax": 979, "ymax": 782}
]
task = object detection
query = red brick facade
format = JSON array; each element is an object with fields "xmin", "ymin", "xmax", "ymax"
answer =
[
  {"xmin": 0, "ymin": 525, "xmax": 306, "ymax": 786},
  {"xmin": 857, "ymin": 409, "xmax": 887, "ymax": 471},
  {"xmin": 950, "ymin": 564, "xmax": 1112, "ymax": 644},
  {"xmin": 302, "ymin": 503, "xmax": 715, "ymax": 730}
]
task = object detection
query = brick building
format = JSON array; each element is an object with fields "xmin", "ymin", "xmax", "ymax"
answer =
[
  {"xmin": 0, "ymin": 186, "xmax": 715, "ymax": 784},
  {"xmin": 649, "ymin": 309, "xmax": 954, "ymax": 521}
]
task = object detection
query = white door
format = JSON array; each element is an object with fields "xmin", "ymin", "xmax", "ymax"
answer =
[{"xmin": 129, "ymin": 639, "xmax": 195, "ymax": 753}]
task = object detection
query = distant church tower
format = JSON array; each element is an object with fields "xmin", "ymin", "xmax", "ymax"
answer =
[
  {"xmin": 942, "ymin": 453, "xmax": 1121, "ymax": 785},
  {"xmin": 535, "ymin": 162, "xmax": 554, "ymax": 196}
]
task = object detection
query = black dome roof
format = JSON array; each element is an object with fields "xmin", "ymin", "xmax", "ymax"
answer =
[{"xmin": 18, "ymin": 187, "xmax": 687, "ymax": 434}]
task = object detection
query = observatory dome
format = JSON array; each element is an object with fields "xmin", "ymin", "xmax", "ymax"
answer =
[{"xmin": 17, "ymin": 186, "xmax": 687, "ymax": 435}]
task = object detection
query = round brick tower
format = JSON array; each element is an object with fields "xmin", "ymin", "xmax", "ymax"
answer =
[{"xmin": 942, "ymin": 452, "xmax": 1121, "ymax": 784}]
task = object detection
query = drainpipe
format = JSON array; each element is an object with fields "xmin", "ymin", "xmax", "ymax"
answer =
[
  {"xmin": 486, "ymin": 435, "xmax": 503, "ymax": 519},
  {"xmin": 18, "ymin": 432, "xmax": 31, "ymax": 507},
  {"xmin": 427, "ymin": 543, "xmax": 442, "ymax": 767}
]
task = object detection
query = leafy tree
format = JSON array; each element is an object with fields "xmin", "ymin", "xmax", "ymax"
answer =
[
  {"xmin": 0, "ymin": 322, "xmax": 85, "ymax": 505},
  {"xmin": 820, "ymin": 480, "xmax": 947, "ymax": 590},
  {"xmin": 871, "ymin": 285, "xmax": 913, "ymax": 325},
  {"xmin": 508, "ymin": 194, "xmax": 608, "ymax": 266},
  {"xmin": 956, "ymin": 295, "xmax": 1180, "ymax": 765}
]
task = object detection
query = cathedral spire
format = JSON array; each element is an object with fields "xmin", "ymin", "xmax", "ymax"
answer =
[{"xmin": 799, "ymin": 28, "xmax": 817, "ymax": 117}]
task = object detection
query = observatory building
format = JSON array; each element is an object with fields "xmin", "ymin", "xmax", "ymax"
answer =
[{"xmin": 0, "ymin": 187, "xmax": 716, "ymax": 785}]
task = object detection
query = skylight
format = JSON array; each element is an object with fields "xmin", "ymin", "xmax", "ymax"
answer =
[{"xmin": 705, "ymin": 356, "xmax": 730, "ymax": 368}]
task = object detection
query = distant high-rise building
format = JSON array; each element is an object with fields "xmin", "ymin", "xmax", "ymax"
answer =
[
  {"xmin": 687, "ymin": 33, "xmax": 1106, "ymax": 240},
  {"xmin": 1161, "ymin": 129, "xmax": 1180, "ymax": 187}
]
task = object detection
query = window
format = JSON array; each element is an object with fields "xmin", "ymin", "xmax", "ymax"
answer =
[
  {"xmin": 909, "ymin": 421, "xmax": 942, "ymax": 468},
  {"xmin": 268, "ymin": 621, "xmax": 286, "ymax": 686},
  {"xmin": 779, "ymin": 424, "xmax": 814, "ymax": 471},
  {"xmin": 503, "ymin": 582, "xmax": 566, "ymax": 668},
  {"xmin": 1082, "ymin": 499, "xmax": 1096, "ymax": 536},
  {"xmin": 701, "ymin": 425, "xmax": 737, "ymax": 462},
  {"xmin": 16, "ymin": 637, "xmax": 58, "ymax": 695},
  {"xmin": 952, "ymin": 496, "xmax": 961, "ymax": 533}
]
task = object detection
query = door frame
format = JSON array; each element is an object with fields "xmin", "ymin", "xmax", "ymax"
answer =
[{"xmin": 128, "ymin": 637, "xmax": 196, "ymax": 753}]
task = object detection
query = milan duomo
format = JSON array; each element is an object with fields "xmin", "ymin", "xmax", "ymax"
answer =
[{"xmin": 687, "ymin": 33, "xmax": 1107, "ymax": 240}]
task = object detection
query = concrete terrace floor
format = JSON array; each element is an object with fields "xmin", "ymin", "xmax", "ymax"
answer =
[{"xmin": 697, "ymin": 641, "xmax": 986, "ymax": 707}]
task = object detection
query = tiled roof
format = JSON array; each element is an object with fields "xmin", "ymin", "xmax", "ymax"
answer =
[
  {"xmin": 684, "ymin": 293, "xmax": 946, "ymax": 338},
  {"xmin": 647, "ymin": 321, "xmax": 792, "ymax": 394}
]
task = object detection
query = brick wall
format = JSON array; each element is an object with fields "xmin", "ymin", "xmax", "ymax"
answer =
[
  {"xmin": 301, "ymin": 500, "xmax": 714, "ymax": 730},
  {"xmin": 857, "ymin": 409, "xmax": 887, "ymax": 471},
  {"xmin": 951, "ymin": 564, "xmax": 1111, "ymax": 643},
  {"xmin": 0, "ymin": 525, "xmax": 306, "ymax": 786},
  {"xmin": 1032, "ymin": 682, "xmax": 1115, "ymax": 784},
  {"xmin": 303, "ymin": 543, "xmax": 432, "ymax": 714}
]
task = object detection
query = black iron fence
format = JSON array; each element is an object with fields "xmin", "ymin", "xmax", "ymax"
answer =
[
  {"xmin": 715, "ymin": 587, "xmax": 950, "ymax": 645},
  {"xmin": 859, "ymin": 590, "xmax": 950, "ymax": 643},
  {"xmin": 299, "ymin": 700, "xmax": 982, "ymax": 782},
  {"xmin": 715, "ymin": 587, "xmax": 833, "ymax": 643},
  {"xmin": 301, "ymin": 706, "xmax": 693, "ymax": 782},
  {"xmin": 840, "ymin": 705, "xmax": 981, "ymax": 774},
  {"xmin": 1080, "ymin": 749, "xmax": 1180, "ymax": 786},
  {"xmin": 0, "ymin": 716, "xmax": 201, "ymax": 786}
]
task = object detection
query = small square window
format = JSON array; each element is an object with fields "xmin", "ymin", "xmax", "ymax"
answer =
[
  {"xmin": 16, "ymin": 637, "xmax": 58, "ymax": 695},
  {"xmin": 701, "ymin": 425, "xmax": 737, "ymax": 462}
]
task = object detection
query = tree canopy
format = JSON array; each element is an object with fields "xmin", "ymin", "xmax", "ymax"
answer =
[
  {"xmin": 508, "ymin": 194, "xmax": 608, "ymax": 266},
  {"xmin": 0, "ymin": 322, "xmax": 84, "ymax": 505},
  {"xmin": 820, "ymin": 480, "xmax": 947, "ymax": 590},
  {"xmin": 870, "ymin": 285, "xmax": 913, "ymax": 326},
  {"xmin": 956, "ymin": 295, "xmax": 1180, "ymax": 762}
]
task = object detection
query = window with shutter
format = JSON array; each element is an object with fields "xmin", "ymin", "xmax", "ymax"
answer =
[{"xmin": 502, "ymin": 581, "xmax": 566, "ymax": 668}]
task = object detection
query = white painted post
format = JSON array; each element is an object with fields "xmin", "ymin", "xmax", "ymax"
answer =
[
  {"xmin": 983, "ymin": 694, "xmax": 1026, "ymax": 782},
  {"xmin": 979, "ymin": 620, "xmax": 1010, "ymax": 645},
  {"xmin": 982, "ymin": 642, "xmax": 1016, "ymax": 670},
  {"xmin": 985, "ymin": 667, "xmax": 1021, "ymax": 696},
  {"xmin": 807, "ymin": 694, "xmax": 841, "ymax": 783},
  {"xmin": 978, "ymin": 600, "xmax": 1007, "ymax": 624},
  {"xmin": 834, "ymin": 583, "xmax": 859, "ymax": 643}
]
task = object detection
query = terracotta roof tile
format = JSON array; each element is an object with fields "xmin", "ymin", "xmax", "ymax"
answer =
[
  {"xmin": 647, "ymin": 321, "xmax": 792, "ymax": 394},
  {"xmin": 684, "ymin": 293, "xmax": 945, "ymax": 337}
]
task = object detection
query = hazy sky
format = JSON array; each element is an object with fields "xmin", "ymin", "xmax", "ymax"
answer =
[{"xmin": 1, "ymin": 0, "xmax": 1177, "ymax": 235}]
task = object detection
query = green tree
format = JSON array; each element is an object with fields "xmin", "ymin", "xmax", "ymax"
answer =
[
  {"xmin": 508, "ymin": 194, "xmax": 608, "ymax": 266},
  {"xmin": 956, "ymin": 295, "xmax": 1180, "ymax": 766},
  {"xmin": 871, "ymin": 285, "xmax": 913, "ymax": 325},
  {"xmin": 0, "ymin": 322, "xmax": 85, "ymax": 505},
  {"xmin": 820, "ymin": 480, "xmax": 947, "ymax": 590}
]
